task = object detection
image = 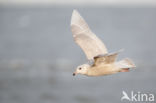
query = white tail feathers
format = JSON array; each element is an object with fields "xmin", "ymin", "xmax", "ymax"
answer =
[{"xmin": 116, "ymin": 58, "xmax": 136, "ymax": 69}]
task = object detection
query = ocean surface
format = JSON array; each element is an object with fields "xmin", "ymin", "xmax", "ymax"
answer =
[{"xmin": 0, "ymin": 6, "xmax": 156, "ymax": 103}]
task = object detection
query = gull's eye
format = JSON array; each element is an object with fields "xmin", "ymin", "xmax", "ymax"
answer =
[{"xmin": 79, "ymin": 67, "xmax": 82, "ymax": 70}]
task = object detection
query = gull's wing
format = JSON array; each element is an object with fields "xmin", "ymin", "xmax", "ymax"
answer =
[
  {"xmin": 71, "ymin": 10, "xmax": 108, "ymax": 60},
  {"xmin": 93, "ymin": 52, "xmax": 118, "ymax": 66},
  {"xmin": 93, "ymin": 50, "xmax": 123, "ymax": 65}
]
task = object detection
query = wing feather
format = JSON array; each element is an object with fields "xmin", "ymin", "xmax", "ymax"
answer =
[
  {"xmin": 71, "ymin": 10, "xmax": 108, "ymax": 60},
  {"xmin": 93, "ymin": 50, "xmax": 123, "ymax": 65}
]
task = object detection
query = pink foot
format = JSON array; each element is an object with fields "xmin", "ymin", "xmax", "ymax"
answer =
[{"xmin": 121, "ymin": 68, "xmax": 130, "ymax": 72}]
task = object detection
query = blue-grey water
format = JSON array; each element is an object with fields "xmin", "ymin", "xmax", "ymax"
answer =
[{"xmin": 0, "ymin": 6, "xmax": 156, "ymax": 103}]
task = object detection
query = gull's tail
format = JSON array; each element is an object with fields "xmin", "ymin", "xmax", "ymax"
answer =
[{"xmin": 116, "ymin": 58, "xmax": 136, "ymax": 72}]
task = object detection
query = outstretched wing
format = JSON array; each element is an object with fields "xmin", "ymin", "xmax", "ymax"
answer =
[{"xmin": 71, "ymin": 10, "xmax": 108, "ymax": 60}]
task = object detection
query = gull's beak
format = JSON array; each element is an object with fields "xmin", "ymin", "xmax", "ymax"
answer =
[{"xmin": 73, "ymin": 72, "xmax": 76, "ymax": 76}]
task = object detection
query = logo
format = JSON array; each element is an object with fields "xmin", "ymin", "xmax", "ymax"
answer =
[{"xmin": 121, "ymin": 91, "xmax": 155, "ymax": 102}]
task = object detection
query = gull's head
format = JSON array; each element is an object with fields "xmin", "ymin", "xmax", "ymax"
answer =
[{"xmin": 73, "ymin": 64, "xmax": 90, "ymax": 76}]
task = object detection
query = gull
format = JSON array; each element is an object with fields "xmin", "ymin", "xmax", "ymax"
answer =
[{"xmin": 71, "ymin": 10, "xmax": 136, "ymax": 76}]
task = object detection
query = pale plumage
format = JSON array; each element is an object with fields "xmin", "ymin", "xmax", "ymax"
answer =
[
  {"xmin": 71, "ymin": 10, "xmax": 136, "ymax": 77},
  {"xmin": 71, "ymin": 10, "xmax": 107, "ymax": 60}
]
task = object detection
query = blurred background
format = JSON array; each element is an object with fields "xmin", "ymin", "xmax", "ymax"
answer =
[{"xmin": 0, "ymin": 0, "xmax": 156, "ymax": 103}]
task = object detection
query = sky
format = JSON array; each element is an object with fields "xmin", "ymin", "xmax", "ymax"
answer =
[{"xmin": 0, "ymin": 0, "xmax": 156, "ymax": 6}]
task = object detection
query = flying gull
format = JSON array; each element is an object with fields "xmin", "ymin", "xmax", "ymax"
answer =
[{"xmin": 71, "ymin": 10, "xmax": 136, "ymax": 76}]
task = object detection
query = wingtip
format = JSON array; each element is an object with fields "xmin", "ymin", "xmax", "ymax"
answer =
[
  {"xmin": 71, "ymin": 9, "xmax": 81, "ymax": 25},
  {"xmin": 72, "ymin": 9, "xmax": 78, "ymax": 14}
]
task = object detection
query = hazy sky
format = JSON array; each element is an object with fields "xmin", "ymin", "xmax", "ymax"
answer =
[{"xmin": 0, "ymin": 0, "xmax": 156, "ymax": 6}]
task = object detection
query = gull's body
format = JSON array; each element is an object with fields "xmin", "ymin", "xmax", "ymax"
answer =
[
  {"xmin": 87, "ymin": 63, "xmax": 118, "ymax": 76},
  {"xmin": 71, "ymin": 10, "xmax": 136, "ymax": 77}
]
